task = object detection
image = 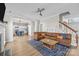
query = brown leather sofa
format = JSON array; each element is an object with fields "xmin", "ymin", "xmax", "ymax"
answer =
[{"xmin": 34, "ymin": 32, "xmax": 71, "ymax": 47}]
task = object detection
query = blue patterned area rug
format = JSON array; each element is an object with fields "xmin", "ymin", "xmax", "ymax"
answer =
[{"xmin": 29, "ymin": 40, "xmax": 69, "ymax": 56}]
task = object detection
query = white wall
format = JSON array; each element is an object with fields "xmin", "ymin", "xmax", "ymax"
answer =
[
  {"xmin": 40, "ymin": 15, "xmax": 61, "ymax": 32},
  {"xmin": 69, "ymin": 22, "xmax": 79, "ymax": 33},
  {"xmin": 0, "ymin": 22, "xmax": 5, "ymax": 52},
  {"xmin": 5, "ymin": 20, "xmax": 13, "ymax": 42},
  {"xmin": 69, "ymin": 22, "xmax": 79, "ymax": 45},
  {"xmin": 34, "ymin": 20, "xmax": 40, "ymax": 32},
  {"xmin": 28, "ymin": 21, "xmax": 35, "ymax": 40}
]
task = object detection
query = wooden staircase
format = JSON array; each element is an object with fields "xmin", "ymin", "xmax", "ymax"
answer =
[{"xmin": 59, "ymin": 21, "xmax": 78, "ymax": 48}]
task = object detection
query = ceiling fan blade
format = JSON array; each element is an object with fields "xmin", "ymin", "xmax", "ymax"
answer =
[
  {"xmin": 41, "ymin": 8, "xmax": 45, "ymax": 11},
  {"xmin": 38, "ymin": 8, "xmax": 40, "ymax": 11},
  {"xmin": 36, "ymin": 8, "xmax": 40, "ymax": 12},
  {"xmin": 39, "ymin": 12, "xmax": 42, "ymax": 16}
]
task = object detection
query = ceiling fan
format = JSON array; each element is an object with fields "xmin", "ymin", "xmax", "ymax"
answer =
[{"xmin": 36, "ymin": 8, "xmax": 45, "ymax": 16}]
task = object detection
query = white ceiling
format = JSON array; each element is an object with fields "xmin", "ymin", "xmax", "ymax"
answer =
[{"xmin": 5, "ymin": 3, "xmax": 79, "ymax": 20}]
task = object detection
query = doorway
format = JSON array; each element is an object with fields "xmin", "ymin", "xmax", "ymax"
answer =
[{"xmin": 13, "ymin": 22, "xmax": 29, "ymax": 41}]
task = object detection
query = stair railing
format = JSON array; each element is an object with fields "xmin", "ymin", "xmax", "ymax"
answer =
[{"xmin": 59, "ymin": 21, "xmax": 78, "ymax": 48}]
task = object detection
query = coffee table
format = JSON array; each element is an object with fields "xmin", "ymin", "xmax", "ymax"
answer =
[{"xmin": 40, "ymin": 39, "xmax": 58, "ymax": 49}]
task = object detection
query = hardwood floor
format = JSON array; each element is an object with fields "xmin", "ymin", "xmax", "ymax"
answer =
[
  {"xmin": 5, "ymin": 35, "xmax": 42, "ymax": 56},
  {"xmin": 67, "ymin": 47, "xmax": 79, "ymax": 56}
]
